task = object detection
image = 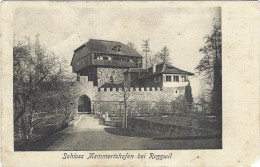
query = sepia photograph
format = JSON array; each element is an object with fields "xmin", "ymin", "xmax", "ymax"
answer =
[
  {"xmin": 12, "ymin": 7, "xmax": 222, "ymax": 151},
  {"xmin": 1, "ymin": 1, "xmax": 260, "ymax": 167}
]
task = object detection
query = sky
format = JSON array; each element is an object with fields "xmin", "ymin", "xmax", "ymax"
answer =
[{"xmin": 14, "ymin": 6, "xmax": 221, "ymax": 99}]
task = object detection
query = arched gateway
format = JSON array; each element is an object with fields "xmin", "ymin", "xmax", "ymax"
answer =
[{"xmin": 78, "ymin": 95, "xmax": 91, "ymax": 114}]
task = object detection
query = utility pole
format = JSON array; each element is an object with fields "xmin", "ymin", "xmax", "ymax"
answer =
[{"xmin": 142, "ymin": 39, "xmax": 150, "ymax": 69}]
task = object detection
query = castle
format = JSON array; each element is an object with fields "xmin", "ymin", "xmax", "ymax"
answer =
[{"xmin": 70, "ymin": 39, "xmax": 194, "ymax": 115}]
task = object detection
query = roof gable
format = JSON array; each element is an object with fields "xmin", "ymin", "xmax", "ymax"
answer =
[
  {"xmin": 141, "ymin": 63, "xmax": 194, "ymax": 78},
  {"xmin": 163, "ymin": 64, "xmax": 194, "ymax": 76},
  {"xmin": 71, "ymin": 45, "xmax": 91, "ymax": 65},
  {"xmin": 75, "ymin": 39, "xmax": 143, "ymax": 58}
]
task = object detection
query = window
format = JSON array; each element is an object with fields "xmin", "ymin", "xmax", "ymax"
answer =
[
  {"xmin": 120, "ymin": 58, "xmax": 126, "ymax": 62},
  {"xmin": 173, "ymin": 76, "xmax": 179, "ymax": 82},
  {"xmin": 97, "ymin": 56, "xmax": 103, "ymax": 60},
  {"xmin": 112, "ymin": 45, "xmax": 121, "ymax": 52},
  {"xmin": 94, "ymin": 53, "xmax": 98, "ymax": 59},
  {"xmin": 181, "ymin": 76, "xmax": 187, "ymax": 82},
  {"xmin": 166, "ymin": 75, "xmax": 172, "ymax": 82},
  {"xmin": 113, "ymin": 57, "xmax": 120, "ymax": 61},
  {"xmin": 103, "ymin": 56, "xmax": 108, "ymax": 60}
]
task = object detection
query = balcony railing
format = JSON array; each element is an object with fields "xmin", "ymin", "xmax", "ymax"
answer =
[
  {"xmin": 72, "ymin": 55, "xmax": 141, "ymax": 72},
  {"xmin": 92, "ymin": 59, "xmax": 138, "ymax": 68}
]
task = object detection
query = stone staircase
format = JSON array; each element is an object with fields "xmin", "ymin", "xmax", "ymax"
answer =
[{"xmin": 73, "ymin": 114, "xmax": 107, "ymax": 130}]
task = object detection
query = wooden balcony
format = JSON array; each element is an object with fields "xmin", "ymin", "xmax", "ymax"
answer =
[
  {"xmin": 92, "ymin": 59, "xmax": 138, "ymax": 68},
  {"xmin": 72, "ymin": 54, "xmax": 141, "ymax": 72}
]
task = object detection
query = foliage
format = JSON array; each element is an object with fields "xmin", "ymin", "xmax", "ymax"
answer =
[
  {"xmin": 128, "ymin": 40, "xmax": 172, "ymax": 68},
  {"xmin": 185, "ymin": 81, "xmax": 193, "ymax": 105},
  {"xmin": 195, "ymin": 25, "xmax": 222, "ymax": 116},
  {"xmin": 126, "ymin": 42, "xmax": 137, "ymax": 51},
  {"xmin": 172, "ymin": 96, "xmax": 189, "ymax": 113},
  {"xmin": 147, "ymin": 46, "xmax": 171, "ymax": 68},
  {"xmin": 120, "ymin": 82, "xmax": 132, "ymax": 128},
  {"xmin": 13, "ymin": 35, "xmax": 73, "ymax": 150},
  {"xmin": 147, "ymin": 53, "xmax": 161, "ymax": 67},
  {"xmin": 157, "ymin": 46, "xmax": 170, "ymax": 63},
  {"xmin": 212, "ymin": 56, "xmax": 222, "ymax": 117}
]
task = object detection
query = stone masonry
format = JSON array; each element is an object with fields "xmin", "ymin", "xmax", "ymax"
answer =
[
  {"xmin": 70, "ymin": 76, "xmax": 186, "ymax": 119},
  {"xmin": 95, "ymin": 87, "xmax": 185, "ymax": 102},
  {"xmin": 96, "ymin": 67, "xmax": 127, "ymax": 87}
]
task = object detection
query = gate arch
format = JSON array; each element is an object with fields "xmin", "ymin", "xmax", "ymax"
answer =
[{"xmin": 78, "ymin": 95, "xmax": 91, "ymax": 114}]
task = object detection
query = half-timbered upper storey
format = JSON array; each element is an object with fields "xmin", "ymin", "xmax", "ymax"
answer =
[{"xmin": 71, "ymin": 39, "xmax": 143, "ymax": 73}]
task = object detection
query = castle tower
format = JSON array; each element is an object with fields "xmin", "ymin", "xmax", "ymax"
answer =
[{"xmin": 71, "ymin": 39, "xmax": 143, "ymax": 87}]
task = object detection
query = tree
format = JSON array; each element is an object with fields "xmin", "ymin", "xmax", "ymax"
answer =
[
  {"xmin": 147, "ymin": 52, "xmax": 160, "ymax": 67},
  {"xmin": 158, "ymin": 46, "xmax": 170, "ymax": 63},
  {"xmin": 212, "ymin": 55, "xmax": 222, "ymax": 117},
  {"xmin": 145, "ymin": 46, "xmax": 171, "ymax": 68},
  {"xmin": 185, "ymin": 81, "xmax": 193, "ymax": 105},
  {"xmin": 196, "ymin": 25, "xmax": 221, "ymax": 82},
  {"xmin": 122, "ymin": 84, "xmax": 132, "ymax": 128},
  {"xmin": 127, "ymin": 42, "xmax": 137, "ymax": 51},
  {"xmin": 119, "ymin": 81, "xmax": 132, "ymax": 128},
  {"xmin": 13, "ymin": 35, "xmax": 72, "ymax": 150},
  {"xmin": 195, "ymin": 25, "xmax": 222, "ymax": 116}
]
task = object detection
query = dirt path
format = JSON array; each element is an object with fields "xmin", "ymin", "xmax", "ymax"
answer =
[{"xmin": 44, "ymin": 115, "xmax": 221, "ymax": 151}]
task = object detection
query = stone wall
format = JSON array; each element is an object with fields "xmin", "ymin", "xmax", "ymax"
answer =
[
  {"xmin": 96, "ymin": 67, "xmax": 127, "ymax": 87},
  {"xmin": 92, "ymin": 87, "xmax": 186, "ymax": 116},
  {"xmin": 70, "ymin": 76, "xmax": 98, "ymax": 119},
  {"xmin": 70, "ymin": 76, "xmax": 187, "ymax": 119},
  {"xmin": 127, "ymin": 117, "xmax": 221, "ymax": 137},
  {"xmin": 94, "ymin": 87, "xmax": 185, "ymax": 102},
  {"xmin": 141, "ymin": 114, "xmax": 221, "ymax": 129},
  {"xmin": 144, "ymin": 77, "xmax": 163, "ymax": 87}
]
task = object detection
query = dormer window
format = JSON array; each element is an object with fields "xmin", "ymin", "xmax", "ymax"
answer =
[{"xmin": 112, "ymin": 45, "xmax": 121, "ymax": 52}]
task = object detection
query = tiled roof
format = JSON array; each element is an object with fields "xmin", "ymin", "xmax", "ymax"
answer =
[
  {"xmin": 163, "ymin": 64, "xmax": 194, "ymax": 75},
  {"xmin": 140, "ymin": 62, "xmax": 194, "ymax": 79},
  {"xmin": 75, "ymin": 39, "xmax": 143, "ymax": 58}
]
